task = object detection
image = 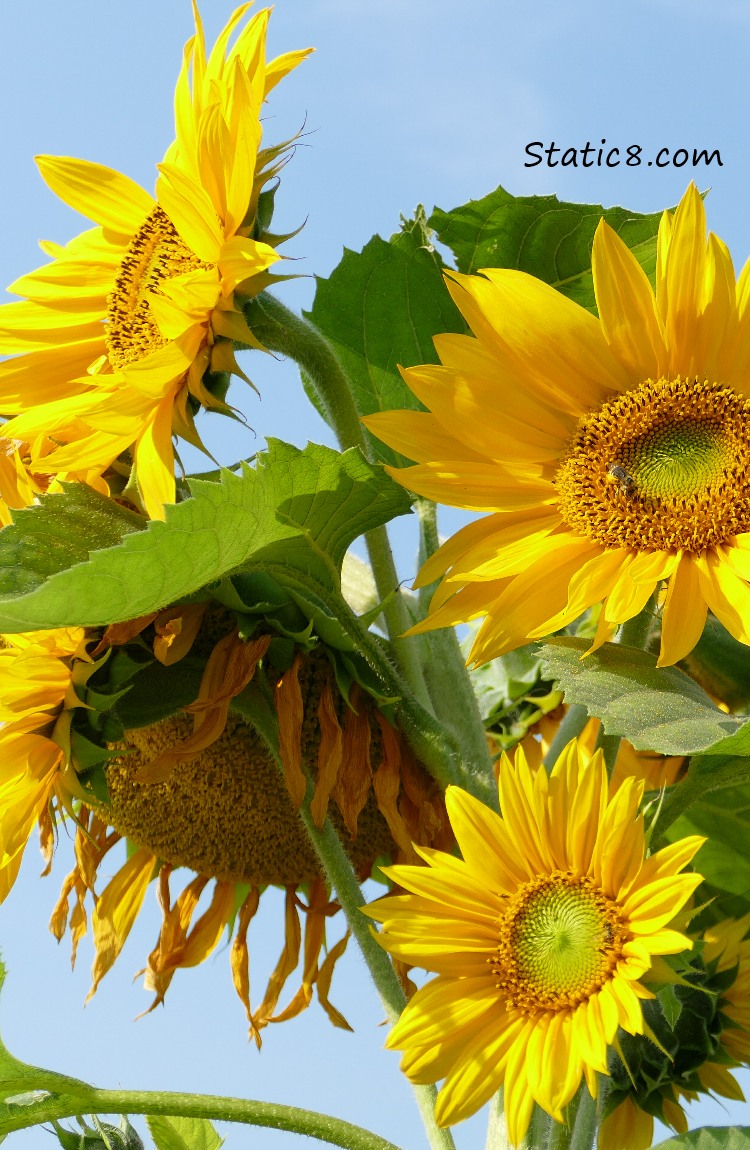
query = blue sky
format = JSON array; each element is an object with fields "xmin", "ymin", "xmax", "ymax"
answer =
[{"xmin": 1, "ymin": 1, "xmax": 749, "ymax": 1147}]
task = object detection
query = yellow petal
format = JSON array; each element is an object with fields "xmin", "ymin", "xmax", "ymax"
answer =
[
  {"xmin": 36, "ymin": 155, "xmax": 154, "ymax": 235},
  {"xmin": 156, "ymin": 163, "xmax": 222, "ymax": 263},
  {"xmin": 88, "ymin": 847, "xmax": 156, "ymax": 998},
  {"xmin": 658, "ymin": 553, "xmax": 708, "ymax": 666},
  {"xmin": 592, "ymin": 219, "xmax": 668, "ymax": 379}
]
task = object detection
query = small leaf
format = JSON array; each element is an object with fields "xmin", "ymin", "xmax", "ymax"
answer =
[
  {"xmin": 653, "ymin": 1127, "xmax": 750, "ymax": 1149},
  {"xmin": 303, "ymin": 210, "xmax": 467, "ymax": 466},
  {"xmin": 539, "ymin": 637, "xmax": 744, "ymax": 755},
  {"xmin": 0, "ymin": 441, "xmax": 412, "ymax": 632},
  {"xmin": 430, "ymin": 185, "xmax": 665, "ymax": 313},
  {"xmin": 147, "ymin": 1116, "xmax": 223, "ymax": 1150},
  {"xmin": 656, "ymin": 984, "xmax": 683, "ymax": 1029}
]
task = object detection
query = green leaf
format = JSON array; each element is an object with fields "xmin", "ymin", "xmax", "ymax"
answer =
[
  {"xmin": 668, "ymin": 784, "xmax": 750, "ymax": 917},
  {"xmin": 147, "ymin": 1116, "xmax": 223, "ymax": 1150},
  {"xmin": 656, "ymin": 984, "xmax": 683, "ymax": 1029},
  {"xmin": 0, "ymin": 482, "xmax": 145, "ymax": 599},
  {"xmin": 430, "ymin": 184, "xmax": 665, "ymax": 312},
  {"xmin": 654, "ymin": 1128, "xmax": 750, "ymax": 1149},
  {"xmin": 539, "ymin": 637, "xmax": 745, "ymax": 755},
  {"xmin": 303, "ymin": 209, "xmax": 467, "ymax": 466},
  {"xmin": 0, "ymin": 441, "xmax": 412, "ymax": 632}
]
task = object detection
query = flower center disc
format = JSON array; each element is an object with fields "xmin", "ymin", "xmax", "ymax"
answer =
[
  {"xmin": 554, "ymin": 378, "xmax": 750, "ymax": 551},
  {"xmin": 493, "ymin": 872, "xmax": 627, "ymax": 1012},
  {"xmin": 104, "ymin": 713, "xmax": 396, "ymax": 886},
  {"xmin": 105, "ymin": 205, "xmax": 207, "ymax": 370}
]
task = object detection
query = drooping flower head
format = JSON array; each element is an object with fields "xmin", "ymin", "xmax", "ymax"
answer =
[
  {"xmin": 364, "ymin": 184, "xmax": 750, "ymax": 666},
  {"xmin": 365, "ymin": 739, "xmax": 703, "ymax": 1146},
  {"xmin": 0, "ymin": 603, "xmax": 450, "ymax": 1041},
  {"xmin": 0, "ymin": 4, "xmax": 312, "ymax": 519}
]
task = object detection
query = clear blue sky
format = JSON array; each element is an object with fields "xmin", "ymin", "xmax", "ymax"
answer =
[{"xmin": 1, "ymin": 1, "xmax": 749, "ymax": 1147}]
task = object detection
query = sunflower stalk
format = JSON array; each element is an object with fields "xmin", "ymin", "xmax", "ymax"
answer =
[
  {"xmin": 415, "ymin": 496, "xmax": 498, "ymax": 801},
  {"xmin": 242, "ymin": 291, "xmax": 432, "ymax": 712},
  {"xmin": 230, "ymin": 687, "xmax": 457, "ymax": 1150},
  {"xmin": 542, "ymin": 704, "xmax": 588, "ymax": 771},
  {"xmin": 0, "ymin": 1087, "xmax": 407, "ymax": 1149}
]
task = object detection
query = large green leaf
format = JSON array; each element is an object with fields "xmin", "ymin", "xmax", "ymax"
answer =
[
  {"xmin": 654, "ymin": 1128, "xmax": 750, "ymax": 1149},
  {"xmin": 430, "ymin": 185, "xmax": 665, "ymax": 312},
  {"xmin": 538, "ymin": 637, "xmax": 748, "ymax": 756},
  {"xmin": 303, "ymin": 210, "xmax": 467, "ymax": 466},
  {"xmin": 147, "ymin": 1116, "xmax": 223, "ymax": 1150},
  {"xmin": 0, "ymin": 440, "xmax": 412, "ymax": 632},
  {"xmin": 667, "ymin": 783, "xmax": 750, "ymax": 919},
  {"xmin": 0, "ymin": 482, "xmax": 145, "ymax": 598}
]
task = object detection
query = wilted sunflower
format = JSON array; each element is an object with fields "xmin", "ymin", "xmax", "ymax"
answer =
[
  {"xmin": 0, "ymin": 604, "xmax": 449, "ymax": 1041},
  {"xmin": 365, "ymin": 738, "xmax": 703, "ymax": 1146},
  {"xmin": 364, "ymin": 184, "xmax": 750, "ymax": 667},
  {"xmin": 0, "ymin": 4, "xmax": 311, "ymax": 519},
  {"xmin": 599, "ymin": 913, "xmax": 750, "ymax": 1150}
]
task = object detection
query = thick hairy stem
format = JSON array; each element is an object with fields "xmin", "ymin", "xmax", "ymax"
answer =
[
  {"xmin": 0, "ymin": 1088, "xmax": 406, "ymax": 1150},
  {"xmin": 231, "ymin": 688, "xmax": 456, "ymax": 1150},
  {"xmin": 243, "ymin": 292, "xmax": 430, "ymax": 708}
]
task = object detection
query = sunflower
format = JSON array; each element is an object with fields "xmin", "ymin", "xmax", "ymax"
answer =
[
  {"xmin": 599, "ymin": 913, "xmax": 750, "ymax": 1150},
  {"xmin": 363, "ymin": 184, "xmax": 750, "ymax": 667},
  {"xmin": 0, "ymin": 604, "xmax": 449, "ymax": 1042},
  {"xmin": 0, "ymin": 4, "xmax": 311, "ymax": 519},
  {"xmin": 364, "ymin": 738, "xmax": 703, "ymax": 1146}
]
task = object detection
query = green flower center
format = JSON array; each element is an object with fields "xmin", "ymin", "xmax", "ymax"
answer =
[
  {"xmin": 554, "ymin": 377, "xmax": 750, "ymax": 552},
  {"xmin": 493, "ymin": 871, "xmax": 628, "ymax": 1013}
]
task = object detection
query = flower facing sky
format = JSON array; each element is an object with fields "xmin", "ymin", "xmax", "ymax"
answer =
[
  {"xmin": 364, "ymin": 184, "xmax": 750, "ymax": 667},
  {"xmin": 365, "ymin": 739, "xmax": 703, "ymax": 1145},
  {"xmin": 0, "ymin": 3, "xmax": 311, "ymax": 519}
]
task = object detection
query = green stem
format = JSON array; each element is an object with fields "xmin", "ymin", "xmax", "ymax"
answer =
[
  {"xmin": 593, "ymin": 601, "xmax": 659, "ymax": 780},
  {"xmin": 231, "ymin": 688, "xmax": 456, "ymax": 1150},
  {"xmin": 567, "ymin": 1088, "xmax": 598, "ymax": 1150},
  {"xmin": 618, "ymin": 600, "xmax": 657, "ymax": 652},
  {"xmin": 542, "ymin": 1089, "xmax": 596, "ymax": 1150},
  {"xmin": 542, "ymin": 704, "xmax": 588, "ymax": 772},
  {"xmin": 484, "ymin": 1090, "xmax": 511, "ymax": 1150},
  {"xmin": 594, "ymin": 731, "xmax": 621, "ymax": 778},
  {"xmin": 415, "ymin": 497, "xmax": 497, "ymax": 806},
  {"xmin": 243, "ymin": 292, "xmax": 430, "ymax": 709},
  {"xmin": 0, "ymin": 1088, "xmax": 405, "ymax": 1150}
]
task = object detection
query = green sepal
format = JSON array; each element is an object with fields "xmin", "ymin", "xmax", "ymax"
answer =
[{"xmin": 52, "ymin": 1117, "xmax": 144, "ymax": 1150}]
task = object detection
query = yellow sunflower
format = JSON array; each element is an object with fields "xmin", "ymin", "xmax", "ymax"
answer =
[
  {"xmin": 364, "ymin": 183, "xmax": 750, "ymax": 667},
  {"xmin": 0, "ymin": 3, "xmax": 311, "ymax": 519},
  {"xmin": 0, "ymin": 609, "xmax": 450, "ymax": 1041},
  {"xmin": 0, "ymin": 627, "xmax": 89, "ymax": 898},
  {"xmin": 365, "ymin": 738, "xmax": 703, "ymax": 1146}
]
